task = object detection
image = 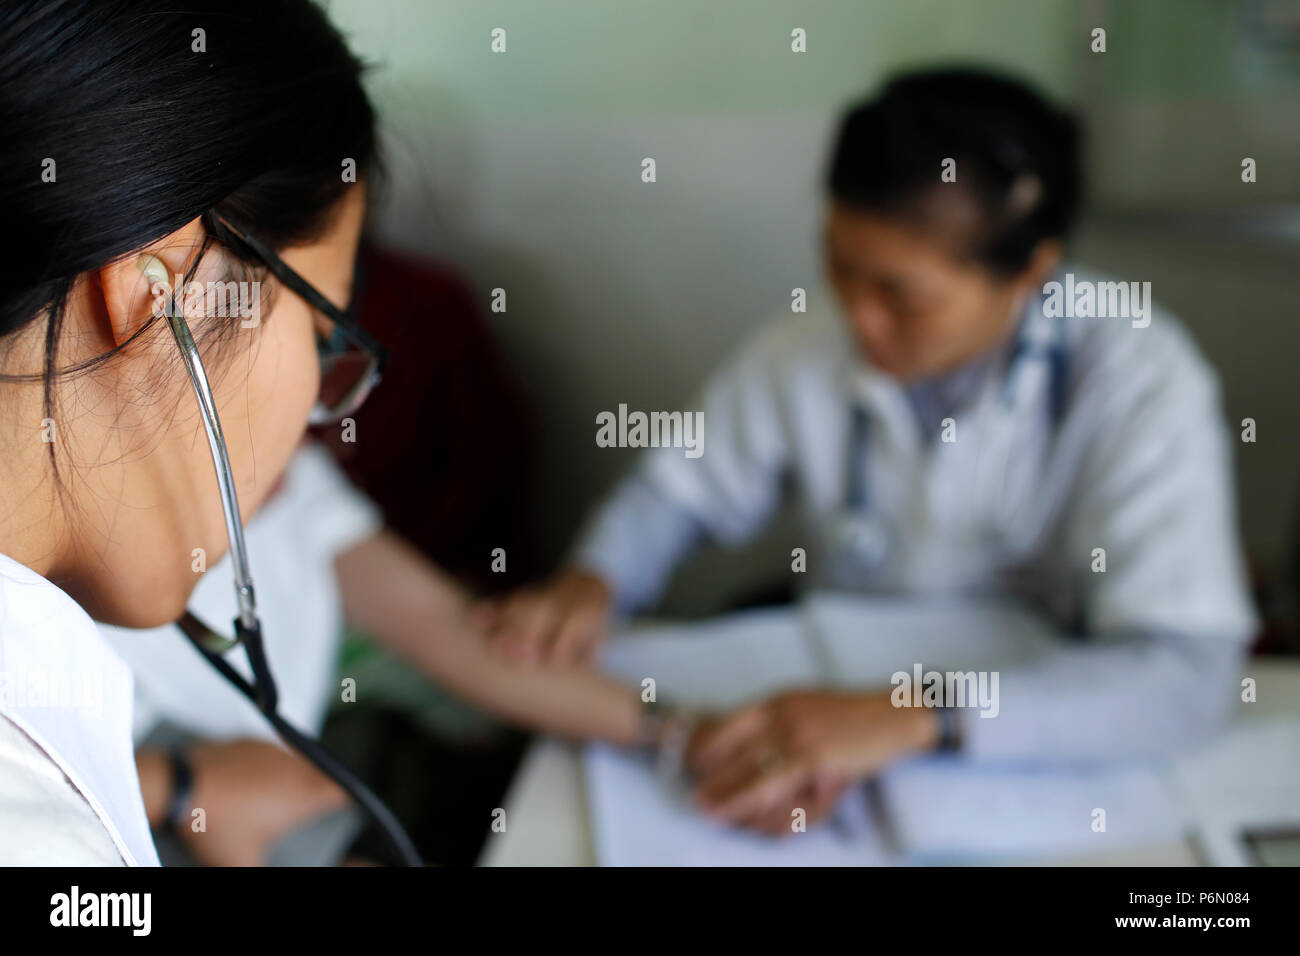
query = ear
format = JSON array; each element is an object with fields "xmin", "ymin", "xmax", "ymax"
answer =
[{"xmin": 98, "ymin": 216, "xmax": 209, "ymax": 348}]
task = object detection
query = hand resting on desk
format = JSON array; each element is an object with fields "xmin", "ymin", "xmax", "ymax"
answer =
[{"xmin": 686, "ymin": 688, "xmax": 941, "ymax": 836}]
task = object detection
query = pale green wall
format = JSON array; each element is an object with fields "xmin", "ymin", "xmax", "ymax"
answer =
[
  {"xmin": 317, "ymin": 0, "xmax": 1300, "ymax": 604},
  {"xmin": 1106, "ymin": 0, "xmax": 1300, "ymax": 96},
  {"xmin": 325, "ymin": 0, "xmax": 1080, "ymax": 123}
]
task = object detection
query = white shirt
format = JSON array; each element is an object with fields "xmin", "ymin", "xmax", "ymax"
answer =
[
  {"xmin": 103, "ymin": 442, "xmax": 382, "ymax": 745},
  {"xmin": 0, "ymin": 552, "xmax": 160, "ymax": 866},
  {"xmin": 576, "ymin": 268, "xmax": 1257, "ymax": 762}
]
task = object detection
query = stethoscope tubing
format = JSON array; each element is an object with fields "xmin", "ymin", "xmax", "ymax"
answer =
[{"xmin": 839, "ymin": 315, "xmax": 1068, "ymax": 568}]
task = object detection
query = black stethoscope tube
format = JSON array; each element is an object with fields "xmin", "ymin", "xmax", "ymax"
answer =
[{"xmin": 176, "ymin": 612, "xmax": 424, "ymax": 867}]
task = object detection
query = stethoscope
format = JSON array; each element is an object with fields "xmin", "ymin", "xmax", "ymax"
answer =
[
  {"xmin": 159, "ymin": 264, "xmax": 423, "ymax": 868},
  {"xmin": 830, "ymin": 308, "xmax": 1069, "ymax": 573},
  {"xmin": 831, "ymin": 407, "xmax": 892, "ymax": 570}
]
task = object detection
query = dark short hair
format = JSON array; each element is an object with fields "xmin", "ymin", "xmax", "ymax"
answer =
[
  {"xmin": 1, "ymin": 0, "xmax": 378, "ymax": 340},
  {"xmin": 826, "ymin": 66, "xmax": 1083, "ymax": 275},
  {"xmin": 0, "ymin": 0, "xmax": 377, "ymax": 486}
]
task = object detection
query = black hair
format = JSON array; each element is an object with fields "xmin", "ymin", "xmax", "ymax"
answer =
[
  {"xmin": 0, "ymin": 0, "xmax": 377, "ymax": 420},
  {"xmin": 826, "ymin": 65, "xmax": 1082, "ymax": 275}
]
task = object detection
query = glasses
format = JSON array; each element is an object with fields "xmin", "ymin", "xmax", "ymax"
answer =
[{"xmin": 210, "ymin": 213, "xmax": 389, "ymax": 425}]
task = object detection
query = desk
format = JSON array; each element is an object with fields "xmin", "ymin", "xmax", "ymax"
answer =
[{"xmin": 480, "ymin": 658, "xmax": 1300, "ymax": 867}]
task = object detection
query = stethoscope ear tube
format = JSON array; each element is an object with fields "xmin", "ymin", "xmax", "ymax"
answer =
[
  {"xmin": 164, "ymin": 284, "xmax": 422, "ymax": 867},
  {"xmin": 838, "ymin": 311, "xmax": 1068, "ymax": 571},
  {"xmin": 176, "ymin": 612, "xmax": 425, "ymax": 867}
]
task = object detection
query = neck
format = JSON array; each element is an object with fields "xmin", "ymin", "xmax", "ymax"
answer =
[{"xmin": 0, "ymin": 377, "xmax": 73, "ymax": 582}]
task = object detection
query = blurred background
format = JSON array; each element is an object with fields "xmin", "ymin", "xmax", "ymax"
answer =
[
  {"xmin": 320, "ymin": 0, "xmax": 1300, "ymax": 630},
  {"xmin": 285, "ymin": 0, "xmax": 1300, "ymax": 865}
]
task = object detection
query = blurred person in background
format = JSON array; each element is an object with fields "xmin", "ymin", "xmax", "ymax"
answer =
[{"xmin": 487, "ymin": 67, "xmax": 1258, "ymax": 834}]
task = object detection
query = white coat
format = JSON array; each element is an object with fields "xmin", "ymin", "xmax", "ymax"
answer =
[
  {"xmin": 0, "ymin": 552, "xmax": 160, "ymax": 865},
  {"xmin": 576, "ymin": 267, "xmax": 1257, "ymax": 762}
]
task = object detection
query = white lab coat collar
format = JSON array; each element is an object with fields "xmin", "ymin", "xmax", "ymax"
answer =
[
  {"xmin": 0, "ymin": 552, "xmax": 160, "ymax": 866},
  {"xmin": 840, "ymin": 290, "xmax": 1054, "ymax": 439},
  {"xmin": 840, "ymin": 350, "xmax": 923, "ymax": 461}
]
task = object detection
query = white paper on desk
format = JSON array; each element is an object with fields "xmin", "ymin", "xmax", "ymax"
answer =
[
  {"xmin": 879, "ymin": 756, "xmax": 1185, "ymax": 861},
  {"xmin": 595, "ymin": 610, "xmax": 883, "ymax": 865},
  {"xmin": 1170, "ymin": 717, "xmax": 1300, "ymax": 865},
  {"xmin": 805, "ymin": 596, "xmax": 1184, "ymax": 859},
  {"xmin": 593, "ymin": 598, "xmax": 1184, "ymax": 864},
  {"xmin": 1172, "ymin": 717, "xmax": 1300, "ymax": 822},
  {"xmin": 585, "ymin": 743, "xmax": 890, "ymax": 866}
]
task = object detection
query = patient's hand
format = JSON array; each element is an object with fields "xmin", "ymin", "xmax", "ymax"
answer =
[
  {"xmin": 685, "ymin": 689, "xmax": 940, "ymax": 834},
  {"xmin": 177, "ymin": 739, "xmax": 349, "ymax": 867},
  {"xmin": 482, "ymin": 567, "xmax": 612, "ymax": 667}
]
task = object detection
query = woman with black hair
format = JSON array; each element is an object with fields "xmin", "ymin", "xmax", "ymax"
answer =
[
  {"xmin": 490, "ymin": 67, "xmax": 1257, "ymax": 834},
  {"xmin": 0, "ymin": 0, "xmax": 663, "ymax": 866},
  {"xmin": 0, "ymin": 0, "xmax": 387, "ymax": 865}
]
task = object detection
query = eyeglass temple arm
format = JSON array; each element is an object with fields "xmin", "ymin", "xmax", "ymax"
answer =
[{"xmin": 212, "ymin": 213, "xmax": 388, "ymax": 372}]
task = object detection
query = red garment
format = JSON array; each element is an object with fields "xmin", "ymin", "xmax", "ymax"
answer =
[{"xmin": 312, "ymin": 244, "xmax": 540, "ymax": 591}]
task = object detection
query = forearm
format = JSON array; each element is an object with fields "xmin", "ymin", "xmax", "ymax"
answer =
[
  {"xmin": 336, "ymin": 531, "xmax": 643, "ymax": 746},
  {"xmin": 959, "ymin": 631, "xmax": 1245, "ymax": 764}
]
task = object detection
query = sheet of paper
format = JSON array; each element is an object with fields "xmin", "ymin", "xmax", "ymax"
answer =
[
  {"xmin": 588, "ymin": 597, "xmax": 1186, "ymax": 865},
  {"xmin": 1170, "ymin": 717, "xmax": 1300, "ymax": 865},
  {"xmin": 804, "ymin": 595, "xmax": 1184, "ymax": 859},
  {"xmin": 878, "ymin": 756, "xmax": 1185, "ymax": 861},
  {"xmin": 585, "ymin": 743, "xmax": 891, "ymax": 866},
  {"xmin": 594, "ymin": 609, "xmax": 885, "ymax": 865}
]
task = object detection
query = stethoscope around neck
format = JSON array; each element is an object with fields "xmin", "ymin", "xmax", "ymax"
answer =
[
  {"xmin": 828, "ymin": 312, "xmax": 1069, "ymax": 573},
  {"xmin": 829, "ymin": 408, "xmax": 893, "ymax": 570}
]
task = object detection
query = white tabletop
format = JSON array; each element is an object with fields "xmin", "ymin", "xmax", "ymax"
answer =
[{"xmin": 480, "ymin": 652, "xmax": 1300, "ymax": 867}]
